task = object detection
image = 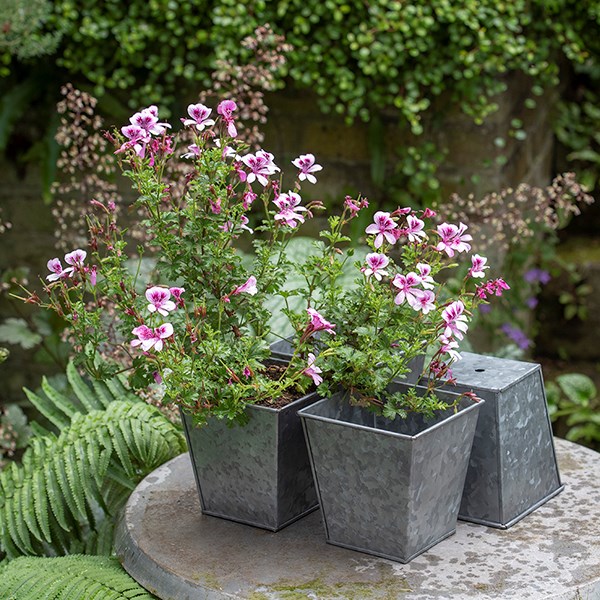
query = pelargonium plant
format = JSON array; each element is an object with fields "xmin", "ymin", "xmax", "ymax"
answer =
[
  {"xmin": 19, "ymin": 95, "xmax": 508, "ymax": 425},
  {"xmin": 306, "ymin": 206, "xmax": 510, "ymax": 419},
  {"xmin": 19, "ymin": 99, "xmax": 343, "ymax": 426}
]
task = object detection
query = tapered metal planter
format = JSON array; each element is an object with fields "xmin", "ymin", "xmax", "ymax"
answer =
[
  {"xmin": 447, "ymin": 352, "xmax": 563, "ymax": 529},
  {"xmin": 181, "ymin": 390, "xmax": 320, "ymax": 532},
  {"xmin": 299, "ymin": 383, "xmax": 482, "ymax": 563}
]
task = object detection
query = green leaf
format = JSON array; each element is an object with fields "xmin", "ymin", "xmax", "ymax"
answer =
[
  {"xmin": 67, "ymin": 362, "xmax": 105, "ymax": 410},
  {"xmin": 557, "ymin": 373, "xmax": 597, "ymax": 405},
  {"xmin": 0, "ymin": 318, "xmax": 42, "ymax": 349},
  {"xmin": 41, "ymin": 376, "xmax": 78, "ymax": 421},
  {"xmin": 23, "ymin": 388, "xmax": 71, "ymax": 432}
]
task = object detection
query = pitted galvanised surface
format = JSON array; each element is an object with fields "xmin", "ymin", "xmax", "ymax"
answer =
[
  {"xmin": 299, "ymin": 385, "xmax": 481, "ymax": 563},
  {"xmin": 181, "ymin": 391, "xmax": 319, "ymax": 532},
  {"xmin": 115, "ymin": 438, "xmax": 600, "ymax": 599},
  {"xmin": 446, "ymin": 353, "xmax": 563, "ymax": 527}
]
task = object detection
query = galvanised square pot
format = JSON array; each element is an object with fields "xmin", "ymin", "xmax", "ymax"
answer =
[
  {"xmin": 446, "ymin": 352, "xmax": 564, "ymax": 529},
  {"xmin": 299, "ymin": 383, "xmax": 482, "ymax": 563},
  {"xmin": 181, "ymin": 389, "xmax": 320, "ymax": 532}
]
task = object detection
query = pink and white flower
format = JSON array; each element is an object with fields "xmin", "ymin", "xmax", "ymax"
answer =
[
  {"xmin": 363, "ymin": 253, "xmax": 390, "ymax": 281},
  {"xmin": 242, "ymin": 191, "xmax": 257, "ymax": 210},
  {"xmin": 439, "ymin": 334, "xmax": 462, "ymax": 363},
  {"xmin": 435, "ymin": 223, "xmax": 472, "ymax": 257},
  {"xmin": 392, "ymin": 272, "xmax": 423, "ymax": 308},
  {"xmin": 303, "ymin": 353, "xmax": 323, "ymax": 386},
  {"xmin": 441, "ymin": 300, "xmax": 469, "ymax": 340},
  {"xmin": 291, "ymin": 154, "xmax": 323, "ymax": 184},
  {"xmin": 146, "ymin": 286, "xmax": 177, "ymax": 316},
  {"xmin": 169, "ymin": 287, "xmax": 185, "ymax": 307},
  {"xmin": 64, "ymin": 249, "xmax": 87, "ymax": 269},
  {"xmin": 365, "ymin": 211, "xmax": 398, "ymax": 249},
  {"xmin": 469, "ymin": 254, "xmax": 489, "ymax": 278},
  {"xmin": 129, "ymin": 106, "xmax": 170, "ymax": 136},
  {"xmin": 404, "ymin": 215, "xmax": 427, "ymax": 243},
  {"xmin": 273, "ymin": 192, "xmax": 308, "ymax": 228},
  {"xmin": 222, "ymin": 215, "xmax": 254, "ymax": 235},
  {"xmin": 131, "ymin": 323, "xmax": 174, "ymax": 352},
  {"xmin": 118, "ymin": 125, "xmax": 149, "ymax": 157},
  {"xmin": 239, "ymin": 215, "xmax": 253, "ymax": 234},
  {"xmin": 307, "ymin": 308, "xmax": 336, "ymax": 335},
  {"xmin": 181, "ymin": 144, "xmax": 201, "ymax": 159},
  {"xmin": 182, "ymin": 103, "xmax": 215, "ymax": 131},
  {"xmin": 412, "ymin": 289, "xmax": 436, "ymax": 314},
  {"xmin": 241, "ymin": 150, "xmax": 280, "ymax": 186},
  {"xmin": 46, "ymin": 258, "xmax": 73, "ymax": 282},
  {"xmin": 416, "ymin": 263, "xmax": 435, "ymax": 289},
  {"xmin": 217, "ymin": 100, "xmax": 238, "ymax": 137},
  {"xmin": 233, "ymin": 276, "xmax": 258, "ymax": 296}
]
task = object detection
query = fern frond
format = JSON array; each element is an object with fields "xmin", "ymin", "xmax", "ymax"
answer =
[
  {"xmin": 41, "ymin": 376, "xmax": 78, "ymax": 421},
  {"xmin": 43, "ymin": 460, "xmax": 69, "ymax": 531},
  {"xmin": 104, "ymin": 373, "xmax": 137, "ymax": 403},
  {"xmin": 66, "ymin": 361, "xmax": 106, "ymax": 410},
  {"xmin": 23, "ymin": 387, "xmax": 71, "ymax": 431},
  {"xmin": 0, "ymin": 555, "xmax": 159, "ymax": 599},
  {"xmin": 0, "ymin": 401, "xmax": 185, "ymax": 558},
  {"xmin": 91, "ymin": 379, "xmax": 114, "ymax": 408}
]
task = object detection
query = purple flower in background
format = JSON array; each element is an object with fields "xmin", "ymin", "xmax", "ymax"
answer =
[
  {"xmin": 526, "ymin": 297, "xmax": 539, "ymax": 309},
  {"xmin": 524, "ymin": 268, "xmax": 551, "ymax": 285},
  {"xmin": 500, "ymin": 323, "xmax": 532, "ymax": 350}
]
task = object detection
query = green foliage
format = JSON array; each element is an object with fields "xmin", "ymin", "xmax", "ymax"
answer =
[
  {"xmin": 0, "ymin": 317, "xmax": 43, "ymax": 350},
  {"xmin": 547, "ymin": 373, "xmax": 600, "ymax": 446},
  {"xmin": 2, "ymin": 0, "xmax": 600, "ymax": 200},
  {"xmin": 0, "ymin": 0, "xmax": 60, "ymax": 68},
  {"xmin": 0, "ymin": 365, "xmax": 186, "ymax": 558},
  {"xmin": 48, "ymin": 0, "xmax": 214, "ymax": 107},
  {"xmin": 0, "ymin": 554, "xmax": 158, "ymax": 599},
  {"xmin": 556, "ymin": 88, "xmax": 600, "ymax": 192}
]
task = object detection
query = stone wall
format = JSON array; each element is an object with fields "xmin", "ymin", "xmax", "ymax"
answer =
[{"xmin": 261, "ymin": 74, "xmax": 556, "ymax": 205}]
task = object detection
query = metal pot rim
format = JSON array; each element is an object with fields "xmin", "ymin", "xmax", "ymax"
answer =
[{"xmin": 298, "ymin": 389, "xmax": 483, "ymax": 440}]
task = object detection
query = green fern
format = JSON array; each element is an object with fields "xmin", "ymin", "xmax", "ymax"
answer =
[
  {"xmin": 0, "ymin": 366, "xmax": 186, "ymax": 559},
  {"xmin": 0, "ymin": 554, "xmax": 159, "ymax": 599},
  {"xmin": 23, "ymin": 362, "xmax": 141, "ymax": 434}
]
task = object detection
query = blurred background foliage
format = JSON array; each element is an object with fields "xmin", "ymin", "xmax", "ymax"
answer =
[{"xmin": 1, "ymin": 0, "xmax": 599, "ymax": 447}]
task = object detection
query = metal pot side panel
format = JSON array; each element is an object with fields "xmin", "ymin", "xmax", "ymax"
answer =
[
  {"xmin": 181, "ymin": 392, "xmax": 319, "ymax": 532},
  {"xmin": 449, "ymin": 353, "xmax": 563, "ymax": 528},
  {"xmin": 301, "ymin": 392, "xmax": 481, "ymax": 563}
]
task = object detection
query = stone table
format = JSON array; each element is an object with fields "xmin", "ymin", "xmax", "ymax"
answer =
[{"xmin": 115, "ymin": 438, "xmax": 600, "ymax": 599}]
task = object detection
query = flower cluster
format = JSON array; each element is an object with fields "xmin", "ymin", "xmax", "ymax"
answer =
[
  {"xmin": 23, "ymin": 95, "xmax": 508, "ymax": 423},
  {"xmin": 46, "ymin": 249, "xmax": 96, "ymax": 286},
  {"xmin": 311, "ymin": 206, "xmax": 509, "ymax": 417},
  {"xmin": 24, "ymin": 97, "xmax": 338, "ymax": 425}
]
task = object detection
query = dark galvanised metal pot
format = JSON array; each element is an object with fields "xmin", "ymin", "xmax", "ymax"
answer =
[
  {"xmin": 446, "ymin": 352, "xmax": 563, "ymax": 529},
  {"xmin": 181, "ymin": 387, "xmax": 320, "ymax": 532},
  {"xmin": 299, "ymin": 382, "xmax": 482, "ymax": 563}
]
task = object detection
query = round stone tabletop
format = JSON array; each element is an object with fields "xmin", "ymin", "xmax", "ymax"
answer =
[{"xmin": 115, "ymin": 438, "xmax": 600, "ymax": 599}]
